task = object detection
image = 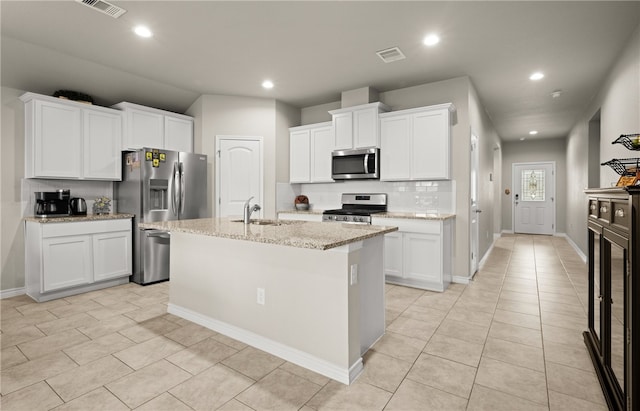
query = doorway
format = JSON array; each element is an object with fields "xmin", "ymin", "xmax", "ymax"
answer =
[
  {"xmin": 215, "ymin": 136, "xmax": 264, "ymax": 218},
  {"xmin": 588, "ymin": 110, "xmax": 601, "ymax": 189},
  {"xmin": 470, "ymin": 132, "xmax": 480, "ymax": 276},
  {"xmin": 512, "ymin": 162, "xmax": 555, "ymax": 235}
]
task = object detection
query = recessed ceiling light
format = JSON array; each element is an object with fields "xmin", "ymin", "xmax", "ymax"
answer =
[
  {"xmin": 423, "ymin": 34, "xmax": 440, "ymax": 47},
  {"xmin": 262, "ymin": 80, "xmax": 274, "ymax": 89},
  {"xmin": 529, "ymin": 72, "xmax": 544, "ymax": 81},
  {"xmin": 529, "ymin": 130, "xmax": 538, "ymax": 135},
  {"xmin": 133, "ymin": 25, "xmax": 153, "ymax": 38}
]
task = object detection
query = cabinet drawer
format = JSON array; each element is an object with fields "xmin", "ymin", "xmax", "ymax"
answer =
[
  {"xmin": 588, "ymin": 200, "xmax": 598, "ymax": 219},
  {"xmin": 610, "ymin": 200, "xmax": 629, "ymax": 232},
  {"xmin": 597, "ymin": 200, "xmax": 611, "ymax": 224},
  {"xmin": 42, "ymin": 219, "xmax": 131, "ymax": 238}
]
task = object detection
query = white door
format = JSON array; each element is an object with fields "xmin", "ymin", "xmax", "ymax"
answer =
[
  {"xmin": 216, "ymin": 137, "xmax": 263, "ymax": 218},
  {"xmin": 513, "ymin": 162, "xmax": 555, "ymax": 235},
  {"xmin": 470, "ymin": 133, "xmax": 480, "ymax": 276}
]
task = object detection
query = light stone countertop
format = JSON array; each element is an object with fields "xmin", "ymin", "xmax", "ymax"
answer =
[
  {"xmin": 24, "ymin": 213, "xmax": 134, "ymax": 223},
  {"xmin": 139, "ymin": 217, "xmax": 398, "ymax": 250},
  {"xmin": 277, "ymin": 210, "xmax": 455, "ymax": 221}
]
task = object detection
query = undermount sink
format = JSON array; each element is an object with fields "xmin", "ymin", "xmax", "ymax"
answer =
[{"xmin": 230, "ymin": 219, "xmax": 283, "ymax": 226}]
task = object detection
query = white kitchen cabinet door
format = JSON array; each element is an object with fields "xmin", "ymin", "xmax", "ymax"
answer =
[
  {"xmin": 403, "ymin": 232, "xmax": 441, "ymax": 284},
  {"xmin": 42, "ymin": 235, "xmax": 93, "ymax": 292},
  {"xmin": 83, "ymin": 109, "xmax": 122, "ymax": 180},
  {"xmin": 332, "ymin": 112, "xmax": 353, "ymax": 150},
  {"xmin": 124, "ymin": 108, "xmax": 164, "ymax": 149},
  {"xmin": 164, "ymin": 116, "xmax": 193, "ymax": 152},
  {"xmin": 380, "ymin": 115, "xmax": 411, "ymax": 180},
  {"xmin": 382, "ymin": 231, "xmax": 403, "ymax": 278},
  {"xmin": 290, "ymin": 129, "xmax": 311, "ymax": 183},
  {"xmin": 92, "ymin": 230, "xmax": 132, "ymax": 282},
  {"xmin": 310, "ymin": 125, "xmax": 334, "ymax": 182},
  {"xmin": 32, "ymin": 100, "xmax": 82, "ymax": 178},
  {"xmin": 412, "ymin": 109, "xmax": 450, "ymax": 180},
  {"xmin": 353, "ymin": 106, "xmax": 379, "ymax": 148}
]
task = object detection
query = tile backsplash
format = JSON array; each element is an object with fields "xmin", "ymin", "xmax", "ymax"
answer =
[
  {"xmin": 22, "ymin": 179, "xmax": 115, "ymax": 216},
  {"xmin": 277, "ymin": 180, "xmax": 455, "ymax": 213}
]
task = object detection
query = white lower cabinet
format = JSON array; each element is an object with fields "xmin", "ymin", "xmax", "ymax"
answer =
[
  {"xmin": 26, "ymin": 218, "xmax": 132, "ymax": 301},
  {"xmin": 372, "ymin": 217, "xmax": 452, "ymax": 292}
]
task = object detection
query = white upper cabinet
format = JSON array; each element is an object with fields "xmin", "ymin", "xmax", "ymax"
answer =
[
  {"xmin": 21, "ymin": 92, "xmax": 122, "ymax": 181},
  {"xmin": 289, "ymin": 122, "xmax": 334, "ymax": 183},
  {"xmin": 380, "ymin": 103, "xmax": 455, "ymax": 181},
  {"xmin": 329, "ymin": 102, "xmax": 389, "ymax": 150},
  {"xmin": 113, "ymin": 102, "xmax": 194, "ymax": 152}
]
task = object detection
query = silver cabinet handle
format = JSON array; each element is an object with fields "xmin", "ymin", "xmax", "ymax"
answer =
[
  {"xmin": 590, "ymin": 204, "xmax": 596, "ymax": 211},
  {"xmin": 615, "ymin": 208, "xmax": 625, "ymax": 218},
  {"xmin": 600, "ymin": 206, "xmax": 608, "ymax": 213}
]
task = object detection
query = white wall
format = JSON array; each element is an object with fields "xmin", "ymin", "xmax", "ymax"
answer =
[
  {"xmin": 1, "ymin": 87, "xmax": 26, "ymax": 292},
  {"xmin": 275, "ymin": 101, "xmax": 300, "ymax": 183},
  {"xmin": 565, "ymin": 23, "xmax": 640, "ymax": 255},
  {"xmin": 501, "ymin": 138, "xmax": 567, "ymax": 233},
  {"xmin": 301, "ymin": 101, "xmax": 340, "ymax": 125}
]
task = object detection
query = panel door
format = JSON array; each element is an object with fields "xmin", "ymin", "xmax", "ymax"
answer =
[
  {"xmin": 588, "ymin": 224, "xmax": 604, "ymax": 354},
  {"xmin": 403, "ymin": 232, "xmax": 441, "ymax": 283},
  {"xmin": 353, "ymin": 106, "xmax": 378, "ymax": 148},
  {"xmin": 333, "ymin": 112, "xmax": 353, "ymax": 150},
  {"xmin": 310, "ymin": 126, "xmax": 334, "ymax": 182},
  {"xmin": 42, "ymin": 235, "xmax": 93, "ymax": 291},
  {"xmin": 217, "ymin": 138, "xmax": 262, "ymax": 218},
  {"xmin": 83, "ymin": 109, "xmax": 122, "ymax": 180},
  {"xmin": 34, "ymin": 100, "xmax": 82, "ymax": 178},
  {"xmin": 125, "ymin": 108, "xmax": 164, "ymax": 149},
  {"xmin": 165, "ymin": 116, "xmax": 193, "ymax": 152},
  {"xmin": 513, "ymin": 162, "xmax": 555, "ymax": 235},
  {"xmin": 380, "ymin": 115, "xmax": 411, "ymax": 180},
  {"xmin": 93, "ymin": 231, "xmax": 132, "ymax": 282},
  {"xmin": 412, "ymin": 109, "xmax": 450, "ymax": 180},
  {"xmin": 382, "ymin": 231, "xmax": 403, "ymax": 278},
  {"xmin": 290, "ymin": 130, "xmax": 311, "ymax": 183}
]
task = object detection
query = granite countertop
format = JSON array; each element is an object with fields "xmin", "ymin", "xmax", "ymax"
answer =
[
  {"xmin": 24, "ymin": 213, "xmax": 134, "ymax": 223},
  {"xmin": 139, "ymin": 218, "xmax": 398, "ymax": 250},
  {"xmin": 277, "ymin": 210, "xmax": 455, "ymax": 221}
]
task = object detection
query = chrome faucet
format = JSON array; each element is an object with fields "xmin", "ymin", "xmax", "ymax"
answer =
[{"xmin": 243, "ymin": 196, "xmax": 261, "ymax": 224}]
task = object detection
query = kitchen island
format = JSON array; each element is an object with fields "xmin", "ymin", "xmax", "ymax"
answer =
[{"xmin": 139, "ymin": 218, "xmax": 397, "ymax": 384}]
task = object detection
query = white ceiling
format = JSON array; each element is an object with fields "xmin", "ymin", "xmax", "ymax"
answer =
[{"xmin": 2, "ymin": 1, "xmax": 639, "ymax": 141}]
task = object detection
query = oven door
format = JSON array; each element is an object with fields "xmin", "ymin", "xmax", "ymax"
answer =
[{"xmin": 332, "ymin": 148, "xmax": 379, "ymax": 180}]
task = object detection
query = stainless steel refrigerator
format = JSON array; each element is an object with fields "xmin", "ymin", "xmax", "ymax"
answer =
[{"xmin": 116, "ymin": 148, "xmax": 208, "ymax": 284}]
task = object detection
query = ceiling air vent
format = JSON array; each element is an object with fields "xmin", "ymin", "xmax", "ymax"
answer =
[
  {"xmin": 76, "ymin": 0, "xmax": 127, "ymax": 18},
  {"xmin": 376, "ymin": 47, "xmax": 406, "ymax": 63}
]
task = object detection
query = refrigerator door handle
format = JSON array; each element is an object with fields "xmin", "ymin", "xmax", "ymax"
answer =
[
  {"xmin": 172, "ymin": 162, "xmax": 180, "ymax": 216},
  {"xmin": 179, "ymin": 162, "xmax": 186, "ymax": 214}
]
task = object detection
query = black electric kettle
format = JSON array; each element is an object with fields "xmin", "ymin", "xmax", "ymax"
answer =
[{"xmin": 69, "ymin": 197, "xmax": 87, "ymax": 216}]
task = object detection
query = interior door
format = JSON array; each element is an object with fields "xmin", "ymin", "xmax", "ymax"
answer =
[
  {"xmin": 470, "ymin": 133, "xmax": 480, "ymax": 276},
  {"xmin": 216, "ymin": 137, "xmax": 263, "ymax": 218},
  {"xmin": 513, "ymin": 162, "xmax": 555, "ymax": 235}
]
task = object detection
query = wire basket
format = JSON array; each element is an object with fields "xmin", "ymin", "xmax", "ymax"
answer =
[
  {"xmin": 612, "ymin": 134, "xmax": 640, "ymax": 150},
  {"xmin": 601, "ymin": 158, "xmax": 640, "ymax": 176}
]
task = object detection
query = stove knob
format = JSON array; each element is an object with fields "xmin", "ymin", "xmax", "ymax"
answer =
[
  {"xmin": 354, "ymin": 217, "xmax": 361, "ymax": 222},
  {"xmin": 339, "ymin": 216, "xmax": 347, "ymax": 222}
]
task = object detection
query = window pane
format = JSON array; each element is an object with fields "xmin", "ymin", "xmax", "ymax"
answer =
[{"xmin": 522, "ymin": 169, "xmax": 545, "ymax": 201}]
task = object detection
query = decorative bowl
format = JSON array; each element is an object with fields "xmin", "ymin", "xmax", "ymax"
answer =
[{"xmin": 295, "ymin": 203, "xmax": 310, "ymax": 211}]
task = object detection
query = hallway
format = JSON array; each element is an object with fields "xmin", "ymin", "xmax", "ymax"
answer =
[{"xmin": 0, "ymin": 235, "xmax": 606, "ymax": 410}]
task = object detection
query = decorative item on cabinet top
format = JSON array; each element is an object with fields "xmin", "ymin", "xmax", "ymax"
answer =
[{"xmin": 52, "ymin": 90, "xmax": 94, "ymax": 105}]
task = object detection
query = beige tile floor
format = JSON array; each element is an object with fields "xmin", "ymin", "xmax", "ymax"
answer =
[{"xmin": 0, "ymin": 234, "xmax": 607, "ymax": 410}]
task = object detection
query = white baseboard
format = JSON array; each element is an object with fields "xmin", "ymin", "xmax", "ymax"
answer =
[
  {"xmin": 0, "ymin": 287, "xmax": 26, "ymax": 299},
  {"xmin": 554, "ymin": 233, "xmax": 587, "ymax": 263},
  {"xmin": 501, "ymin": 229, "xmax": 514, "ymax": 234},
  {"xmin": 168, "ymin": 303, "xmax": 362, "ymax": 385},
  {"xmin": 452, "ymin": 276, "xmax": 470, "ymax": 284},
  {"xmin": 494, "ymin": 233, "xmax": 501, "ymax": 241}
]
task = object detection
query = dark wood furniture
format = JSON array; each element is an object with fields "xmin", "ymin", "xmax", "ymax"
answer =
[{"xmin": 585, "ymin": 187, "xmax": 639, "ymax": 411}]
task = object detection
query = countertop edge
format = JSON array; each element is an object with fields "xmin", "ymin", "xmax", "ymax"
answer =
[
  {"xmin": 277, "ymin": 210, "xmax": 456, "ymax": 221},
  {"xmin": 24, "ymin": 213, "xmax": 134, "ymax": 223}
]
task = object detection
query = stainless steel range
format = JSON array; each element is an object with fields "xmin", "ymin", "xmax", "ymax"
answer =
[{"xmin": 322, "ymin": 193, "xmax": 387, "ymax": 224}]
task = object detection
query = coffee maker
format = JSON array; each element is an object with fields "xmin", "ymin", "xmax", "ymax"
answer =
[{"xmin": 34, "ymin": 190, "xmax": 70, "ymax": 217}]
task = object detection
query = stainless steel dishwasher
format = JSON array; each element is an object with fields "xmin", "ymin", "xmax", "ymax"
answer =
[{"xmin": 142, "ymin": 229, "xmax": 170, "ymax": 284}]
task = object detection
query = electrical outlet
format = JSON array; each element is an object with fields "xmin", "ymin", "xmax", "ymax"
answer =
[
  {"xmin": 257, "ymin": 288, "xmax": 265, "ymax": 305},
  {"xmin": 350, "ymin": 264, "xmax": 358, "ymax": 285}
]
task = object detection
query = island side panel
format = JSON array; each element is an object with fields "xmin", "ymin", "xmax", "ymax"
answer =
[
  {"xmin": 357, "ymin": 235, "xmax": 385, "ymax": 354},
  {"xmin": 168, "ymin": 231, "xmax": 359, "ymax": 373}
]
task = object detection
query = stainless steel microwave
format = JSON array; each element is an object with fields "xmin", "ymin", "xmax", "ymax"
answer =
[{"xmin": 331, "ymin": 147, "xmax": 379, "ymax": 180}]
